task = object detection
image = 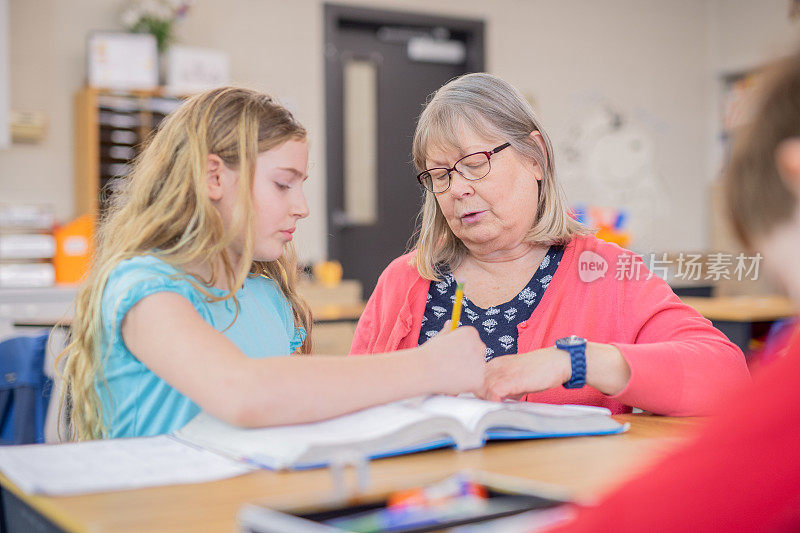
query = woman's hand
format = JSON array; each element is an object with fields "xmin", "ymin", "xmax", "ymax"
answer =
[
  {"xmin": 477, "ymin": 342, "xmax": 631, "ymax": 402},
  {"xmin": 478, "ymin": 347, "xmax": 571, "ymax": 402},
  {"xmin": 422, "ymin": 322, "xmax": 487, "ymax": 395}
]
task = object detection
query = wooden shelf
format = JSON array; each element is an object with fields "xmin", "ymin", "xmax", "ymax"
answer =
[{"xmin": 73, "ymin": 88, "xmax": 185, "ymax": 217}]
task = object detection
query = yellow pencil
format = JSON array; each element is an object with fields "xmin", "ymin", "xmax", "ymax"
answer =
[{"xmin": 451, "ymin": 282, "xmax": 464, "ymax": 331}]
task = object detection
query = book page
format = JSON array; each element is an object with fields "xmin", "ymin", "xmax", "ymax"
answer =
[
  {"xmin": 175, "ymin": 403, "xmax": 437, "ymax": 469},
  {"xmin": 417, "ymin": 396, "xmax": 614, "ymax": 433},
  {"xmin": 0, "ymin": 435, "xmax": 253, "ymax": 496},
  {"xmin": 416, "ymin": 396, "xmax": 507, "ymax": 433}
]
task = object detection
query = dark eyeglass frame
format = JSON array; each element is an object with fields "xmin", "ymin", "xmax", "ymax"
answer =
[{"xmin": 416, "ymin": 142, "xmax": 512, "ymax": 193}]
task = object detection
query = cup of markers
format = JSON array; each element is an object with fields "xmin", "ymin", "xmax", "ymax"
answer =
[{"xmin": 324, "ymin": 474, "xmax": 490, "ymax": 532}]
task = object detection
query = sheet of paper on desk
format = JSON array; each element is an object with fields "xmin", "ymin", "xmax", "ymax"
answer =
[{"xmin": 0, "ymin": 435, "xmax": 254, "ymax": 496}]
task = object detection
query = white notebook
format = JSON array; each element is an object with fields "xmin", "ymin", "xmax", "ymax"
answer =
[
  {"xmin": 174, "ymin": 396, "xmax": 628, "ymax": 470},
  {"xmin": 0, "ymin": 435, "xmax": 253, "ymax": 496}
]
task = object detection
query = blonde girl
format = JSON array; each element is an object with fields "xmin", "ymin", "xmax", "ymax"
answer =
[{"xmin": 61, "ymin": 87, "xmax": 485, "ymax": 440}]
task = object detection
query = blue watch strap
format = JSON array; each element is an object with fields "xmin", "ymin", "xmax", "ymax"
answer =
[{"xmin": 557, "ymin": 337, "xmax": 587, "ymax": 389}]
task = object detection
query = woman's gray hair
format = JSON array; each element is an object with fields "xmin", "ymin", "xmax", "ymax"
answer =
[{"xmin": 410, "ymin": 72, "xmax": 589, "ymax": 280}]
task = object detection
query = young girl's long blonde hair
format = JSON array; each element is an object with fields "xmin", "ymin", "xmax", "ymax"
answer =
[{"xmin": 60, "ymin": 87, "xmax": 312, "ymax": 441}]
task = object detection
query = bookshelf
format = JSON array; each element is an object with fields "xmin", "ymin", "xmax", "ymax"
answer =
[{"xmin": 73, "ymin": 88, "xmax": 184, "ymax": 217}]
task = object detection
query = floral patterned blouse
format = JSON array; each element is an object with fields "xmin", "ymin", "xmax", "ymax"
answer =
[{"xmin": 418, "ymin": 246, "xmax": 564, "ymax": 361}]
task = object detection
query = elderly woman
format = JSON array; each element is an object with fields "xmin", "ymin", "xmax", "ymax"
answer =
[{"xmin": 350, "ymin": 73, "xmax": 749, "ymax": 416}]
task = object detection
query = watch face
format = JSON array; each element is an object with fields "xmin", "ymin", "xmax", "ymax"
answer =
[{"xmin": 558, "ymin": 335, "xmax": 586, "ymax": 346}]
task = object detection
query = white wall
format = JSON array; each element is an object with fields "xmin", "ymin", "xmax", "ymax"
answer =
[
  {"xmin": 2, "ymin": 0, "xmax": 116, "ymax": 225},
  {"xmin": 712, "ymin": 0, "xmax": 799, "ymax": 74},
  {"xmin": 1, "ymin": 0, "xmax": 798, "ymax": 262},
  {"xmin": 0, "ymin": 0, "xmax": 9, "ymax": 149}
]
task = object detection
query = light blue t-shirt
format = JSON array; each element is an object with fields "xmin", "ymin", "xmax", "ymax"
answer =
[{"xmin": 98, "ymin": 255, "xmax": 306, "ymax": 438}]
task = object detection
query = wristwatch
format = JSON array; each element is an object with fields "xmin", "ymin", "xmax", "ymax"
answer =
[{"xmin": 556, "ymin": 335, "xmax": 587, "ymax": 389}]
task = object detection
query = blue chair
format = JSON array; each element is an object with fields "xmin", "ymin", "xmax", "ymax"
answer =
[{"xmin": 0, "ymin": 334, "xmax": 52, "ymax": 445}]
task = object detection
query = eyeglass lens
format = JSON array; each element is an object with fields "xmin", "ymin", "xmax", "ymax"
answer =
[{"xmin": 421, "ymin": 152, "xmax": 491, "ymax": 192}]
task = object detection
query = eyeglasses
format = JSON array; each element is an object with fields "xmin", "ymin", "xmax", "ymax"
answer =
[{"xmin": 416, "ymin": 142, "xmax": 511, "ymax": 193}]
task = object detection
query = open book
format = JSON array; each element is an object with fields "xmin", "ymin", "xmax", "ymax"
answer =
[
  {"xmin": 174, "ymin": 395, "xmax": 628, "ymax": 471},
  {"xmin": 0, "ymin": 397, "xmax": 625, "ymax": 496}
]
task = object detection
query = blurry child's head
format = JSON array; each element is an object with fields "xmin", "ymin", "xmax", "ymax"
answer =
[
  {"xmin": 726, "ymin": 51, "xmax": 800, "ymax": 245},
  {"xmin": 725, "ymin": 50, "xmax": 800, "ymax": 297}
]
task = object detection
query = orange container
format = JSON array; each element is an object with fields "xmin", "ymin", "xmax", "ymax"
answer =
[
  {"xmin": 53, "ymin": 215, "xmax": 94, "ymax": 284},
  {"xmin": 595, "ymin": 227, "xmax": 631, "ymax": 249}
]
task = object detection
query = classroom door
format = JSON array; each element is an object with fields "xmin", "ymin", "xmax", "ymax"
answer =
[{"xmin": 325, "ymin": 5, "xmax": 484, "ymax": 298}]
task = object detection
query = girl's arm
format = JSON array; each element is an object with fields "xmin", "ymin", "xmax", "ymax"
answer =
[{"xmin": 122, "ymin": 291, "xmax": 486, "ymax": 427}]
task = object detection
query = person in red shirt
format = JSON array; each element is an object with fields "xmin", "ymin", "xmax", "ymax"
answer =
[{"xmin": 547, "ymin": 49, "xmax": 800, "ymax": 532}]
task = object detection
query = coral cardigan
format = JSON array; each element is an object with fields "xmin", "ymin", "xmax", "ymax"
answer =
[{"xmin": 349, "ymin": 235, "xmax": 750, "ymax": 416}]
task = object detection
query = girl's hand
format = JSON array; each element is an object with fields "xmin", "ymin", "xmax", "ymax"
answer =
[
  {"xmin": 422, "ymin": 322, "xmax": 486, "ymax": 395},
  {"xmin": 478, "ymin": 347, "xmax": 571, "ymax": 402}
]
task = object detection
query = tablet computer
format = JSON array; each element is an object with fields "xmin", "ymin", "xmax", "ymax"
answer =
[{"xmin": 238, "ymin": 471, "xmax": 570, "ymax": 533}]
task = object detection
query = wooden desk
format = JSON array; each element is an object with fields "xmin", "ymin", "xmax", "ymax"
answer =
[
  {"xmin": 311, "ymin": 302, "xmax": 366, "ymax": 324},
  {"xmin": 0, "ymin": 414, "xmax": 704, "ymax": 533},
  {"xmin": 681, "ymin": 295, "xmax": 797, "ymax": 352},
  {"xmin": 680, "ymin": 295, "xmax": 795, "ymax": 322},
  {"xmin": 2, "ymin": 284, "xmax": 366, "ymax": 329},
  {"xmin": 9, "ymin": 303, "xmax": 366, "ymax": 328},
  {"xmin": 6, "ymin": 303, "xmax": 367, "ymax": 355}
]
